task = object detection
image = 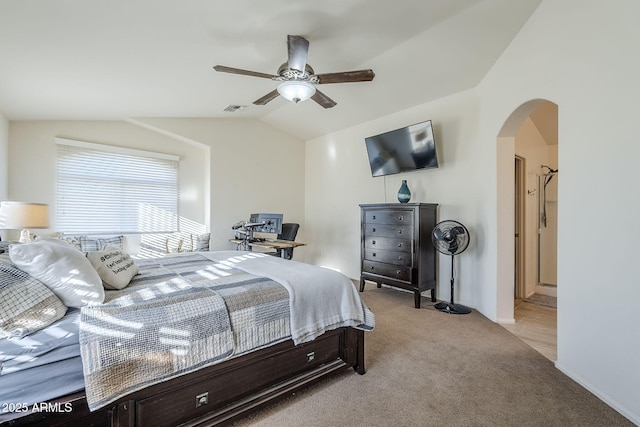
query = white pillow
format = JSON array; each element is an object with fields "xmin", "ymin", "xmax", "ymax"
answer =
[
  {"xmin": 9, "ymin": 239, "xmax": 104, "ymax": 307},
  {"xmin": 86, "ymin": 246, "xmax": 139, "ymax": 290}
]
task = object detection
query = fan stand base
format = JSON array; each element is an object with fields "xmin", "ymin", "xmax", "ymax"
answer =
[{"xmin": 434, "ymin": 302, "xmax": 471, "ymax": 315}]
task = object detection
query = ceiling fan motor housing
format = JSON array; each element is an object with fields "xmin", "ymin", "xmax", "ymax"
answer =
[{"xmin": 277, "ymin": 62, "xmax": 315, "ymax": 81}]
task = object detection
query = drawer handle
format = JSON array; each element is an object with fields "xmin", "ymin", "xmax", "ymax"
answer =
[
  {"xmin": 372, "ymin": 227, "xmax": 376, "ymax": 232},
  {"xmin": 372, "ymin": 240, "xmax": 376, "ymax": 245},
  {"xmin": 196, "ymin": 392, "xmax": 209, "ymax": 408},
  {"xmin": 372, "ymin": 253, "xmax": 376, "ymax": 257},
  {"xmin": 370, "ymin": 266, "xmax": 375, "ymax": 270},
  {"xmin": 397, "ymin": 243, "xmax": 402, "ymax": 248},
  {"xmin": 372, "ymin": 215, "xmax": 376, "ymax": 220},
  {"xmin": 398, "ymin": 215, "xmax": 404, "ymax": 221},
  {"xmin": 398, "ymin": 229, "xmax": 402, "ymax": 234},
  {"xmin": 398, "ymin": 256, "xmax": 403, "ymax": 261},
  {"xmin": 396, "ymin": 270, "xmax": 401, "ymax": 276}
]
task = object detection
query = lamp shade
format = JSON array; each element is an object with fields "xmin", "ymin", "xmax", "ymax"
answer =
[
  {"xmin": 277, "ymin": 81, "xmax": 316, "ymax": 103},
  {"xmin": 0, "ymin": 202, "xmax": 50, "ymax": 229}
]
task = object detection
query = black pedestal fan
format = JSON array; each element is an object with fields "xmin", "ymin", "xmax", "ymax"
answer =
[{"xmin": 432, "ymin": 220, "xmax": 471, "ymax": 314}]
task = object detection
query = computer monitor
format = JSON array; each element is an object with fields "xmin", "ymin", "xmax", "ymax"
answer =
[{"xmin": 249, "ymin": 213, "xmax": 283, "ymax": 234}]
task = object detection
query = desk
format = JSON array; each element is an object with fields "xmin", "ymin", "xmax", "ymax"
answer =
[{"xmin": 229, "ymin": 239, "xmax": 306, "ymax": 258}]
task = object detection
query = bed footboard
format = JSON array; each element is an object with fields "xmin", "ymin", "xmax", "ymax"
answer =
[{"xmin": 0, "ymin": 327, "xmax": 365, "ymax": 427}]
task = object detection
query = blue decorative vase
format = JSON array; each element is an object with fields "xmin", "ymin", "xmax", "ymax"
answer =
[{"xmin": 397, "ymin": 180, "xmax": 411, "ymax": 203}]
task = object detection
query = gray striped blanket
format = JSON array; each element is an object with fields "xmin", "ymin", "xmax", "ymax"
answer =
[
  {"xmin": 201, "ymin": 251, "xmax": 375, "ymax": 345},
  {"xmin": 80, "ymin": 253, "xmax": 291, "ymax": 411}
]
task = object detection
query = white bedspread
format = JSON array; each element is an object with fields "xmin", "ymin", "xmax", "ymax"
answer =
[{"xmin": 202, "ymin": 251, "xmax": 375, "ymax": 345}]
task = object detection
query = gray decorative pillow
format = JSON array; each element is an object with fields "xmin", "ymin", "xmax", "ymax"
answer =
[
  {"xmin": 165, "ymin": 233, "xmax": 189, "ymax": 253},
  {"xmin": 96, "ymin": 235, "xmax": 124, "ymax": 251},
  {"xmin": 163, "ymin": 232, "xmax": 209, "ymax": 253},
  {"xmin": 60, "ymin": 235, "xmax": 83, "ymax": 251},
  {"xmin": 65, "ymin": 235, "xmax": 125, "ymax": 252},
  {"xmin": 193, "ymin": 233, "xmax": 210, "ymax": 251},
  {"xmin": 0, "ymin": 254, "xmax": 67, "ymax": 339},
  {"xmin": 78, "ymin": 236, "xmax": 102, "ymax": 252}
]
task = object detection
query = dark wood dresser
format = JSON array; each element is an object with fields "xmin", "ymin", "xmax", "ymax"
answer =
[{"xmin": 359, "ymin": 203, "xmax": 438, "ymax": 308}]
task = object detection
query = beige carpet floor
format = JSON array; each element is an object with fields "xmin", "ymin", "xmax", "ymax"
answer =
[{"xmin": 231, "ymin": 287, "xmax": 632, "ymax": 427}]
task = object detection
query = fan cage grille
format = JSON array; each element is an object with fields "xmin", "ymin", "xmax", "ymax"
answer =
[{"xmin": 431, "ymin": 220, "xmax": 470, "ymax": 255}]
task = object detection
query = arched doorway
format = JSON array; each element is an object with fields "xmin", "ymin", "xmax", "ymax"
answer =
[{"xmin": 496, "ymin": 99, "xmax": 558, "ymax": 359}]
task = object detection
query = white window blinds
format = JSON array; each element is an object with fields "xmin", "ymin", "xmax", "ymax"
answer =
[{"xmin": 56, "ymin": 138, "xmax": 179, "ymax": 235}]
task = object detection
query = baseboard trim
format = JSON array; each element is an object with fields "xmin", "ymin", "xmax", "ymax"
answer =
[{"xmin": 555, "ymin": 361, "xmax": 639, "ymax": 425}]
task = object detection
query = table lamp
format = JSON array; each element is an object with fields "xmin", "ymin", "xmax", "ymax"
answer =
[{"xmin": 0, "ymin": 201, "xmax": 50, "ymax": 243}]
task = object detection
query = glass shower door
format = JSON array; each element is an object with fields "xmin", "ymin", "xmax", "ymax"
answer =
[{"xmin": 538, "ymin": 173, "xmax": 558, "ymax": 286}]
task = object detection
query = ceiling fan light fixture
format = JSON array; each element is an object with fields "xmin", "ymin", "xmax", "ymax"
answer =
[{"xmin": 277, "ymin": 80, "xmax": 316, "ymax": 103}]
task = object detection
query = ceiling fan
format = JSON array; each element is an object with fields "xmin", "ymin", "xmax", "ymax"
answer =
[{"xmin": 214, "ymin": 35, "xmax": 375, "ymax": 109}]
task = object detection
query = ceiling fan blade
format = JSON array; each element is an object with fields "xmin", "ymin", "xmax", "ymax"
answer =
[
  {"xmin": 213, "ymin": 65, "xmax": 278, "ymax": 80},
  {"xmin": 253, "ymin": 89, "xmax": 280, "ymax": 106},
  {"xmin": 311, "ymin": 89, "xmax": 337, "ymax": 109},
  {"xmin": 315, "ymin": 69, "xmax": 375, "ymax": 84},
  {"xmin": 287, "ymin": 35, "xmax": 309, "ymax": 73}
]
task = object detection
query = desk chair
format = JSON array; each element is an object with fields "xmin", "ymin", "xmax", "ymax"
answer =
[{"xmin": 273, "ymin": 223, "xmax": 299, "ymax": 260}]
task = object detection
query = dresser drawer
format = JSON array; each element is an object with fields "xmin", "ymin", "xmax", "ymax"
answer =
[
  {"xmin": 363, "ymin": 223, "xmax": 413, "ymax": 238},
  {"xmin": 364, "ymin": 236, "xmax": 412, "ymax": 252},
  {"xmin": 364, "ymin": 248, "xmax": 413, "ymax": 266},
  {"xmin": 362, "ymin": 260, "xmax": 412, "ymax": 282},
  {"xmin": 136, "ymin": 330, "xmax": 343, "ymax": 427},
  {"xmin": 364, "ymin": 209, "xmax": 414, "ymax": 226}
]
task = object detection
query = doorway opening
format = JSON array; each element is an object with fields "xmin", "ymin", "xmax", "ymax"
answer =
[
  {"xmin": 498, "ymin": 99, "xmax": 558, "ymax": 361},
  {"xmin": 514, "ymin": 156, "xmax": 525, "ymax": 299}
]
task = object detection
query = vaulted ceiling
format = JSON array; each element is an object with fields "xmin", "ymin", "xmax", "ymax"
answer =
[{"xmin": 0, "ymin": 0, "xmax": 542, "ymax": 140}]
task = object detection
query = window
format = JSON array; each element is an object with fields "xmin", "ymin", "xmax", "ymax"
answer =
[{"xmin": 56, "ymin": 138, "xmax": 179, "ymax": 235}]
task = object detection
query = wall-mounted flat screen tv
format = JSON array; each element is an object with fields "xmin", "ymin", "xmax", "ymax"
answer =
[{"xmin": 364, "ymin": 120, "xmax": 438, "ymax": 177}]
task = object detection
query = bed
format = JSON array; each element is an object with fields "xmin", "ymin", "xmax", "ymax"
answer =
[{"xmin": 0, "ymin": 243, "xmax": 373, "ymax": 427}]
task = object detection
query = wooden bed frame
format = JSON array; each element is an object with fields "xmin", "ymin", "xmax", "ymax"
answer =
[{"xmin": 0, "ymin": 327, "xmax": 365, "ymax": 427}]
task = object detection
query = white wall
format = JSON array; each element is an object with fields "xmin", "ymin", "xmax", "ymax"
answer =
[
  {"xmin": 305, "ymin": 89, "xmax": 481, "ymax": 305},
  {"xmin": 0, "ymin": 112, "xmax": 8, "ymax": 201},
  {"xmin": 476, "ymin": 0, "xmax": 640, "ymax": 422},
  {"xmin": 117, "ymin": 118, "xmax": 306, "ymax": 256}
]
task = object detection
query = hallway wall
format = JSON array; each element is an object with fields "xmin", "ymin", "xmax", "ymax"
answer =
[
  {"xmin": 477, "ymin": 0, "xmax": 640, "ymax": 422},
  {"xmin": 0, "ymin": 112, "xmax": 7, "ymax": 202}
]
